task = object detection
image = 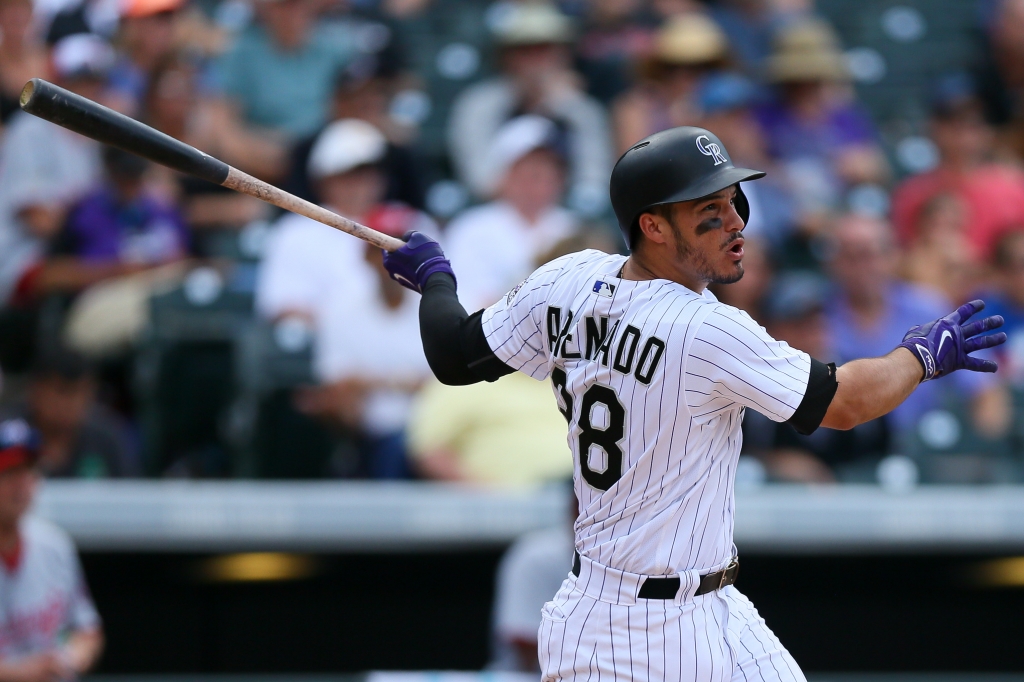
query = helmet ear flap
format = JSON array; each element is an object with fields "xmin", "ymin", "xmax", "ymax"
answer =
[{"xmin": 734, "ymin": 184, "xmax": 750, "ymax": 225}]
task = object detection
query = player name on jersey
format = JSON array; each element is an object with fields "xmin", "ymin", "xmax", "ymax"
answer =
[{"xmin": 547, "ymin": 305, "xmax": 666, "ymax": 385}]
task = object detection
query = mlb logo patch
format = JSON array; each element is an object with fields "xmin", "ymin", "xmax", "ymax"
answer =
[{"xmin": 593, "ymin": 280, "xmax": 615, "ymax": 297}]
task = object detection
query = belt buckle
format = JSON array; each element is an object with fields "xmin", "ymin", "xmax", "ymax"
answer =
[{"xmin": 718, "ymin": 559, "xmax": 738, "ymax": 590}]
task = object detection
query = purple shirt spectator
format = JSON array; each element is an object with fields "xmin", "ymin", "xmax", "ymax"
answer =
[
  {"xmin": 55, "ymin": 188, "xmax": 188, "ymax": 264},
  {"xmin": 755, "ymin": 99, "xmax": 877, "ymax": 163}
]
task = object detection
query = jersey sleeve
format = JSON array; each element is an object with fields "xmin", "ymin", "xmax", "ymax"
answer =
[
  {"xmin": 480, "ymin": 254, "xmax": 576, "ymax": 381},
  {"xmin": 685, "ymin": 305, "xmax": 812, "ymax": 423}
]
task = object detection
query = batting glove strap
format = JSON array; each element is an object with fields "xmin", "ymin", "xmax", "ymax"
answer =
[
  {"xmin": 897, "ymin": 299, "xmax": 1006, "ymax": 382},
  {"xmin": 382, "ymin": 231, "xmax": 456, "ymax": 294}
]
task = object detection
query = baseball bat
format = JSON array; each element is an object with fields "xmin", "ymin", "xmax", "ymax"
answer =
[{"xmin": 19, "ymin": 78, "xmax": 405, "ymax": 252}]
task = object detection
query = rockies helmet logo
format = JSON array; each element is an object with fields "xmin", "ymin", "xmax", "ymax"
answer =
[{"xmin": 696, "ymin": 135, "xmax": 728, "ymax": 166}]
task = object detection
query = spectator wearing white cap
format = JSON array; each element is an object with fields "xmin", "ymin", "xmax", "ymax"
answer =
[
  {"xmin": 257, "ymin": 120, "xmax": 436, "ymax": 478},
  {"xmin": 446, "ymin": 2, "xmax": 613, "ymax": 215},
  {"xmin": 0, "ymin": 34, "xmax": 113, "ymax": 309},
  {"xmin": 445, "ymin": 115, "xmax": 580, "ymax": 311}
]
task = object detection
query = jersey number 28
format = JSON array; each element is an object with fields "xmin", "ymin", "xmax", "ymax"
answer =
[{"xmin": 552, "ymin": 368, "xmax": 627, "ymax": 491}]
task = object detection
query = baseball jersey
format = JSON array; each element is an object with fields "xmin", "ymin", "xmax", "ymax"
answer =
[
  {"xmin": 0, "ymin": 516, "xmax": 100, "ymax": 659},
  {"xmin": 481, "ymin": 250, "xmax": 813, "ymax": 576}
]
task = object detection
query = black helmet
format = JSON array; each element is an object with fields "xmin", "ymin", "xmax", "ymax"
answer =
[{"xmin": 610, "ymin": 126, "xmax": 766, "ymax": 248}]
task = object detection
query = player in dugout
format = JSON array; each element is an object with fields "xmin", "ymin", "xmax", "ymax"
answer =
[
  {"xmin": 0, "ymin": 418, "xmax": 104, "ymax": 682},
  {"xmin": 381, "ymin": 126, "xmax": 1006, "ymax": 682}
]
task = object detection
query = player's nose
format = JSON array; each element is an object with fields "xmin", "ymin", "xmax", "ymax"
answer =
[{"xmin": 724, "ymin": 200, "xmax": 744, "ymax": 233}]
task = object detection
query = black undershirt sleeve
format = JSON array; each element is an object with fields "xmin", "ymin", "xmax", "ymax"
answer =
[
  {"xmin": 418, "ymin": 273, "xmax": 516, "ymax": 386},
  {"xmin": 787, "ymin": 359, "xmax": 839, "ymax": 436}
]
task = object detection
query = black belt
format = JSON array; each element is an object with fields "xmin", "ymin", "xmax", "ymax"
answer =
[{"xmin": 571, "ymin": 551, "xmax": 739, "ymax": 599}]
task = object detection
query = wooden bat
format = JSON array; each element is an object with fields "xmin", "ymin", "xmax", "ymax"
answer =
[{"xmin": 19, "ymin": 78, "xmax": 405, "ymax": 252}]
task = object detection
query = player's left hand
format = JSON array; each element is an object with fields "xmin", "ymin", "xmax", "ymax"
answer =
[
  {"xmin": 898, "ymin": 299, "xmax": 1007, "ymax": 381},
  {"xmin": 381, "ymin": 231, "xmax": 456, "ymax": 294}
]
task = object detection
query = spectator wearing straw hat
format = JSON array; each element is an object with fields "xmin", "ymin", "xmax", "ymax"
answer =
[
  {"xmin": 447, "ymin": 2, "xmax": 612, "ymax": 215},
  {"xmin": 755, "ymin": 19, "xmax": 888, "ymax": 232},
  {"xmin": 0, "ymin": 418, "xmax": 104, "ymax": 680},
  {"xmin": 612, "ymin": 12, "xmax": 730, "ymax": 153}
]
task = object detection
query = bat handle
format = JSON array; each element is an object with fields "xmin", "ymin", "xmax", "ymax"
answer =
[{"xmin": 223, "ymin": 168, "xmax": 406, "ymax": 252}]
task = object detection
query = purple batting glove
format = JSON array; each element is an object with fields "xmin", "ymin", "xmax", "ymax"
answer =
[
  {"xmin": 898, "ymin": 299, "xmax": 1007, "ymax": 381},
  {"xmin": 382, "ymin": 231, "xmax": 456, "ymax": 294}
]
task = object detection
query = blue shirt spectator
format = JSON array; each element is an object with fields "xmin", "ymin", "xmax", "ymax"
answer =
[
  {"xmin": 214, "ymin": 2, "xmax": 355, "ymax": 140},
  {"xmin": 825, "ymin": 214, "xmax": 989, "ymax": 440}
]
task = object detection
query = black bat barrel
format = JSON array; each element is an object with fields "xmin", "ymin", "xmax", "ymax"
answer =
[{"xmin": 20, "ymin": 78, "xmax": 230, "ymax": 186}]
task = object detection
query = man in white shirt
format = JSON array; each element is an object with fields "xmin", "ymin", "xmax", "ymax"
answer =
[
  {"xmin": 0, "ymin": 35, "xmax": 112, "ymax": 306},
  {"xmin": 446, "ymin": 115, "xmax": 579, "ymax": 311},
  {"xmin": 257, "ymin": 119, "xmax": 434, "ymax": 477},
  {"xmin": 0, "ymin": 418, "xmax": 104, "ymax": 681}
]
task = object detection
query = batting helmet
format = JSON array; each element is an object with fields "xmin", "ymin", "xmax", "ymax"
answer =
[{"xmin": 610, "ymin": 126, "xmax": 766, "ymax": 248}]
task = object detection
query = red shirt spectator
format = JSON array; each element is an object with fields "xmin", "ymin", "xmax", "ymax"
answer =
[
  {"xmin": 892, "ymin": 74, "xmax": 1024, "ymax": 260},
  {"xmin": 891, "ymin": 163, "xmax": 1024, "ymax": 260}
]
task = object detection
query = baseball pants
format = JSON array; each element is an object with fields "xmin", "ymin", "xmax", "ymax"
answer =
[{"xmin": 538, "ymin": 555, "xmax": 806, "ymax": 682}]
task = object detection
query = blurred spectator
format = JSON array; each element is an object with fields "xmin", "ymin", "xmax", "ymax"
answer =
[
  {"xmin": 697, "ymin": 73, "xmax": 798, "ymax": 251},
  {"xmin": 978, "ymin": 0, "xmax": 1024, "ymax": 142},
  {"xmin": 258, "ymin": 120, "xmax": 435, "ymax": 478},
  {"xmin": 741, "ymin": 272, "xmax": 890, "ymax": 482},
  {"xmin": 891, "ymin": 73, "xmax": 1024, "ymax": 262},
  {"xmin": 489, "ymin": 493, "xmax": 574, "ymax": 672},
  {"xmin": 900, "ymin": 192, "xmax": 977, "ymax": 306},
  {"xmin": 0, "ymin": 0, "xmax": 49, "ymax": 125},
  {"xmin": 0, "ymin": 418, "xmax": 104, "ymax": 678},
  {"xmin": 575, "ymin": 0, "xmax": 656, "ymax": 105},
  {"xmin": 211, "ymin": 0, "xmax": 357, "ymax": 179},
  {"xmin": 446, "ymin": 115, "xmax": 578, "ymax": 310},
  {"xmin": 824, "ymin": 214, "xmax": 997, "ymax": 440},
  {"xmin": 408, "ymin": 371, "xmax": 573, "ymax": 485},
  {"xmin": 285, "ymin": 57, "xmax": 427, "ymax": 210},
  {"xmin": 612, "ymin": 12, "xmax": 729, "ymax": 153},
  {"xmin": 291, "ymin": 207, "xmax": 432, "ymax": 478},
  {"xmin": 0, "ymin": 34, "xmax": 110, "ymax": 308},
  {"xmin": 755, "ymin": 19, "xmax": 888, "ymax": 231},
  {"xmin": 105, "ymin": 0, "xmax": 184, "ymax": 115},
  {"xmin": 142, "ymin": 55, "xmax": 270, "ymax": 234},
  {"xmin": 709, "ymin": 0, "xmax": 812, "ymax": 73},
  {"xmin": 447, "ymin": 2, "xmax": 612, "ymax": 214},
  {"xmin": 976, "ymin": 231, "xmax": 1024, "ymax": 387},
  {"xmin": 27, "ymin": 146, "xmax": 188, "ymax": 299},
  {"xmin": 0, "ymin": 348, "xmax": 136, "ymax": 477}
]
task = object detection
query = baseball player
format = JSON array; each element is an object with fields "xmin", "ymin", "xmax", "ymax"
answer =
[{"xmin": 382, "ymin": 126, "xmax": 1006, "ymax": 681}]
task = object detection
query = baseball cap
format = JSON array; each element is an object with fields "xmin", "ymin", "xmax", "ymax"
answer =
[
  {"xmin": 52, "ymin": 34, "xmax": 116, "ymax": 81},
  {"xmin": 491, "ymin": 2, "xmax": 574, "ymax": 46},
  {"xmin": 929, "ymin": 72, "xmax": 981, "ymax": 120},
  {"xmin": 307, "ymin": 119, "xmax": 388, "ymax": 180},
  {"xmin": 698, "ymin": 73, "xmax": 757, "ymax": 115},
  {"xmin": 121, "ymin": 0, "xmax": 182, "ymax": 18},
  {"xmin": 763, "ymin": 272, "xmax": 830, "ymax": 323},
  {"xmin": 484, "ymin": 115, "xmax": 564, "ymax": 193},
  {"xmin": 0, "ymin": 419, "xmax": 39, "ymax": 476}
]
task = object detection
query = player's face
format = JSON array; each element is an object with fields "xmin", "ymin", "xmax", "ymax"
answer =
[
  {"xmin": 0, "ymin": 466, "xmax": 36, "ymax": 526},
  {"xmin": 667, "ymin": 186, "xmax": 746, "ymax": 285}
]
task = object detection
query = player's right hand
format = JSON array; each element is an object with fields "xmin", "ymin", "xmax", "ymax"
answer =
[
  {"xmin": 381, "ymin": 231, "xmax": 456, "ymax": 294},
  {"xmin": 897, "ymin": 299, "xmax": 1007, "ymax": 381}
]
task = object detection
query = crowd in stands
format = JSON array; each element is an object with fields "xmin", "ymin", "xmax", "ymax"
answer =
[{"xmin": 1, "ymin": 0, "xmax": 1024, "ymax": 485}]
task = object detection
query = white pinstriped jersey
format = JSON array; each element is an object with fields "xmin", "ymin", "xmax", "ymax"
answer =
[{"xmin": 481, "ymin": 250, "xmax": 812, "ymax": 576}]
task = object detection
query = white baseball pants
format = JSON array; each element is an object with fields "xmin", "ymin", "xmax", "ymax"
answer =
[{"xmin": 538, "ymin": 555, "xmax": 806, "ymax": 682}]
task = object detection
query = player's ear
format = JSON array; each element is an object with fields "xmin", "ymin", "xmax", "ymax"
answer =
[{"xmin": 637, "ymin": 211, "xmax": 670, "ymax": 245}]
